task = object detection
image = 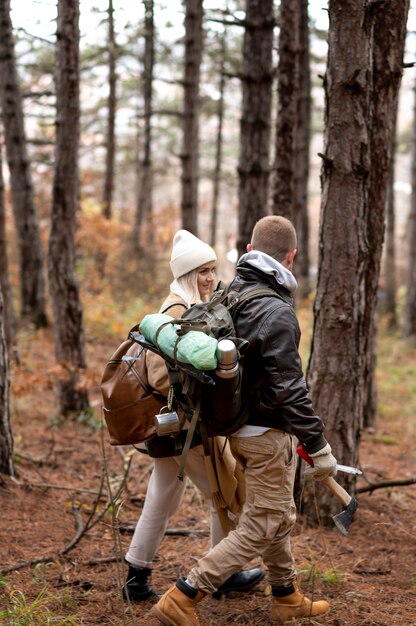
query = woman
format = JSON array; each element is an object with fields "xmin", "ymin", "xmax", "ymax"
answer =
[{"xmin": 123, "ymin": 230, "xmax": 264, "ymax": 602}]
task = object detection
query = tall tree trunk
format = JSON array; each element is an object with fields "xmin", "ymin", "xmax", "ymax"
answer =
[
  {"xmin": 363, "ymin": 0, "xmax": 409, "ymax": 426},
  {"xmin": 48, "ymin": 0, "xmax": 89, "ymax": 415},
  {"xmin": 273, "ymin": 0, "xmax": 311, "ymax": 296},
  {"xmin": 300, "ymin": 0, "xmax": 409, "ymax": 526},
  {"xmin": 404, "ymin": 74, "xmax": 416, "ymax": 339},
  {"xmin": 181, "ymin": 0, "xmax": 203, "ymax": 235},
  {"xmin": 0, "ymin": 140, "xmax": 17, "ymax": 355},
  {"xmin": 0, "ymin": 0, "xmax": 48, "ymax": 328},
  {"xmin": 293, "ymin": 0, "xmax": 311, "ymax": 299},
  {"xmin": 383, "ymin": 116, "xmax": 398, "ymax": 329},
  {"xmin": 272, "ymin": 0, "xmax": 301, "ymax": 221},
  {"xmin": 210, "ymin": 28, "xmax": 226, "ymax": 248},
  {"xmin": 236, "ymin": 0, "xmax": 274, "ymax": 258},
  {"xmin": 102, "ymin": 0, "xmax": 117, "ymax": 220},
  {"xmin": 0, "ymin": 288, "xmax": 14, "ymax": 477},
  {"xmin": 300, "ymin": 0, "xmax": 373, "ymax": 524},
  {"xmin": 133, "ymin": 0, "xmax": 155, "ymax": 250}
]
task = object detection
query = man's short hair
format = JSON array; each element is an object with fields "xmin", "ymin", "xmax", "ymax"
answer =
[{"xmin": 251, "ymin": 216, "xmax": 297, "ymax": 262}]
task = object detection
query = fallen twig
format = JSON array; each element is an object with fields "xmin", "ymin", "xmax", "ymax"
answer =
[
  {"xmin": 13, "ymin": 480, "xmax": 104, "ymax": 496},
  {"xmin": 118, "ymin": 523, "xmax": 209, "ymax": 537},
  {"xmin": 357, "ymin": 477, "xmax": 416, "ymax": 494}
]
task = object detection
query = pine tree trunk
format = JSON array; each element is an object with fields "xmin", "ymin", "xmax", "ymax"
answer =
[
  {"xmin": 293, "ymin": 0, "xmax": 311, "ymax": 299},
  {"xmin": 273, "ymin": 0, "xmax": 311, "ymax": 296},
  {"xmin": 48, "ymin": 0, "xmax": 89, "ymax": 415},
  {"xmin": 134, "ymin": 0, "xmax": 155, "ymax": 250},
  {"xmin": 363, "ymin": 0, "xmax": 409, "ymax": 426},
  {"xmin": 210, "ymin": 29, "xmax": 226, "ymax": 248},
  {"xmin": 301, "ymin": 0, "xmax": 409, "ymax": 525},
  {"xmin": 272, "ymin": 0, "xmax": 301, "ymax": 220},
  {"xmin": 405, "ymin": 76, "xmax": 416, "ymax": 339},
  {"xmin": 301, "ymin": 0, "xmax": 373, "ymax": 524},
  {"xmin": 383, "ymin": 119, "xmax": 398, "ymax": 329},
  {"xmin": 102, "ymin": 0, "xmax": 117, "ymax": 220},
  {"xmin": 0, "ymin": 288, "xmax": 14, "ymax": 477},
  {"xmin": 0, "ymin": 0, "xmax": 47, "ymax": 328},
  {"xmin": 0, "ymin": 141, "xmax": 17, "ymax": 355},
  {"xmin": 236, "ymin": 0, "xmax": 274, "ymax": 258},
  {"xmin": 181, "ymin": 0, "xmax": 203, "ymax": 235}
]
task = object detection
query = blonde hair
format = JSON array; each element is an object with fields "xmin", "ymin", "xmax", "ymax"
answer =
[
  {"xmin": 176, "ymin": 268, "xmax": 203, "ymax": 305},
  {"xmin": 251, "ymin": 216, "xmax": 297, "ymax": 262}
]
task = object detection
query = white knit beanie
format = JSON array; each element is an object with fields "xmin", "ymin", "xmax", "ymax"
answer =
[{"xmin": 169, "ymin": 229, "xmax": 217, "ymax": 279}]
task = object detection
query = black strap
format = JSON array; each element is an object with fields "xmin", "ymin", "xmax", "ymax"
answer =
[
  {"xmin": 161, "ymin": 302, "xmax": 187, "ymax": 315},
  {"xmin": 177, "ymin": 393, "xmax": 201, "ymax": 481},
  {"xmin": 198, "ymin": 420, "xmax": 211, "ymax": 457},
  {"xmin": 229, "ymin": 287, "xmax": 281, "ymax": 316}
]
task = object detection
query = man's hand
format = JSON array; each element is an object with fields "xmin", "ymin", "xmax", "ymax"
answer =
[{"xmin": 303, "ymin": 443, "xmax": 337, "ymax": 481}]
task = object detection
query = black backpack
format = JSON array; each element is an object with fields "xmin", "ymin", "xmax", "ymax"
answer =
[{"xmin": 131, "ymin": 283, "xmax": 280, "ymax": 478}]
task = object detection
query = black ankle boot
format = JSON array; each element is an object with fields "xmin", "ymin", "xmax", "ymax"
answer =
[
  {"xmin": 212, "ymin": 567, "xmax": 265, "ymax": 599},
  {"xmin": 122, "ymin": 565, "xmax": 159, "ymax": 602}
]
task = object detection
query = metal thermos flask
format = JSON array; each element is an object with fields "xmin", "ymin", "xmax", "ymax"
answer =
[
  {"xmin": 215, "ymin": 339, "xmax": 239, "ymax": 379},
  {"xmin": 213, "ymin": 339, "xmax": 241, "ymax": 422}
]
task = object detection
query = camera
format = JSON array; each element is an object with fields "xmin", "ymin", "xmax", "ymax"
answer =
[{"xmin": 155, "ymin": 406, "xmax": 180, "ymax": 436}]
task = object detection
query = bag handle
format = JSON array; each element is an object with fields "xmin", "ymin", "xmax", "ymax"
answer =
[{"xmin": 161, "ymin": 302, "xmax": 187, "ymax": 315}]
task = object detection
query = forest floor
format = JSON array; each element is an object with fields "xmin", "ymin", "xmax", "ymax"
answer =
[{"xmin": 1, "ymin": 325, "xmax": 416, "ymax": 626}]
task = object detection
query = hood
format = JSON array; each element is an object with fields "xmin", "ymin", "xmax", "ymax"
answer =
[{"xmin": 237, "ymin": 251, "xmax": 298, "ymax": 294}]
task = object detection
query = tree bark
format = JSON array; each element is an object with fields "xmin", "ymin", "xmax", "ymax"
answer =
[
  {"xmin": 0, "ymin": 140, "xmax": 17, "ymax": 354},
  {"xmin": 405, "ymin": 75, "xmax": 416, "ymax": 338},
  {"xmin": 0, "ymin": 288, "xmax": 14, "ymax": 477},
  {"xmin": 102, "ymin": 0, "xmax": 117, "ymax": 220},
  {"xmin": 48, "ymin": 0, "xmax": 89, "ymax": 415},
  {"xmin": 383, "ymin": 117, "xmax": 398, "ymax": 329},
  {"xmin": 181, "ymin": 0, "xmax": 203, "ymax": 235},
  {"xmin": 301, "ymin": 0, "xmax": 373, "ymax": 524},
  {"xmin": 134, "ymin": 0, "xmax": 155, "ymax": 250},
  {"xmin": 210, "ymin": 28, "xmax": 227, "ymax": 248},
  {"xmin": 0, "ymin": 0, "xmax": 48, "ymax": 328},
  {"xmin": 363, "ymin": 0, "xmax": 409, "ymax": 426},
  {"xmin": 301, "ymin": 0, "xmax": 409, "ymax": 525},
  {"xmin": 293, "ymin": 0, "xmax": 311, "ymax": 299},
  {"xmin": 272, "ymin": 0, "xmax": 311, "ymax": 296},
  {"xmin": 272, "ymin": 0, "xmax": 301, "ymax": 221},
  {"xmin": 236, "ymin": 0, "xmax": 274, "ymax": 258}
]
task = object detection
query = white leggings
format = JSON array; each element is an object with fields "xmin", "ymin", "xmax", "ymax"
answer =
[{"xmin": 125, "ymin": 445, "xmax": 225, "ymax": 568}]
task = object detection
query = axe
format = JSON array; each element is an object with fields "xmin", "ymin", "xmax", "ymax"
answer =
[{"xmin": 296, "ymin": 443, "xmax": 358, "ymax": 536}]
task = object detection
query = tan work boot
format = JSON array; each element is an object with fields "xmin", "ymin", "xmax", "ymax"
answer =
[
  {"xmin": 271, "ymin": 582, "xmax": 330, "ymax": 623},
  {"xmin": 151, "ymin": 578, "xmax": 206, "ymax": 626}
]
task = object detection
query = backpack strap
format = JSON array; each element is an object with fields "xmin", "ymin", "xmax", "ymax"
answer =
[
  {"xmin": 228, "ymin": 287, "xmax": 281, "ymax": 316},
  {"xmin": 176, "ymin": 392, "xmax": 201, "ymax": 481}
]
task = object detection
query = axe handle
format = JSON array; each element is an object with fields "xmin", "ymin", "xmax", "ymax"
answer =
[
  {"xmin": 296, "ymin": 443, "xmax": 353, "ymax": 506},
  {"xmin": 323, "ymin": 476, "xmax": 352, "ymax": 507}
]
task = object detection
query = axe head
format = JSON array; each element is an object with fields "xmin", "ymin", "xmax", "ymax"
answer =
[{"xmin": 332, "ymin": 497, "xmax": 358, "ymax": 536}]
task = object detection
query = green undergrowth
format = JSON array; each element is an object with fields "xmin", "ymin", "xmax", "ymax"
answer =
[{"xmin": 0, "ymin": 575, "xmax": 78, "ymax": 625}]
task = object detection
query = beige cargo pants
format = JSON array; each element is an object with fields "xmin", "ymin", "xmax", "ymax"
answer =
[{"xmin": 187, "ymin": 429, "xmax": 297, "ymax": 592}]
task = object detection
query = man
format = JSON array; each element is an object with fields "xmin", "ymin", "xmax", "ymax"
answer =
[{"xmin": 151, "ymin": 216, "xmax": 337, "ymax": 625}]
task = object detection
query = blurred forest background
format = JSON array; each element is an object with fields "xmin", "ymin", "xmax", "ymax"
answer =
[{"xmin": 0, "ymin": 1, "xmax": 416, "ymax": 623}]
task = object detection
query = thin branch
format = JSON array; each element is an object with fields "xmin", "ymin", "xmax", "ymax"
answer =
[
  {"xmin": 13, "ymin": 480, "xmax": 103, "ymax": 496},
  {"xmin": 357, "ymin": 477, "xmax": 416, "ymax": 494},
  {"xmin": 118, "ymin": 523, "xmax": 209, "ymax": 537},
  {"xmin": 16, "ymin": 26, "xmax": 55, "ymax": 46}
]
